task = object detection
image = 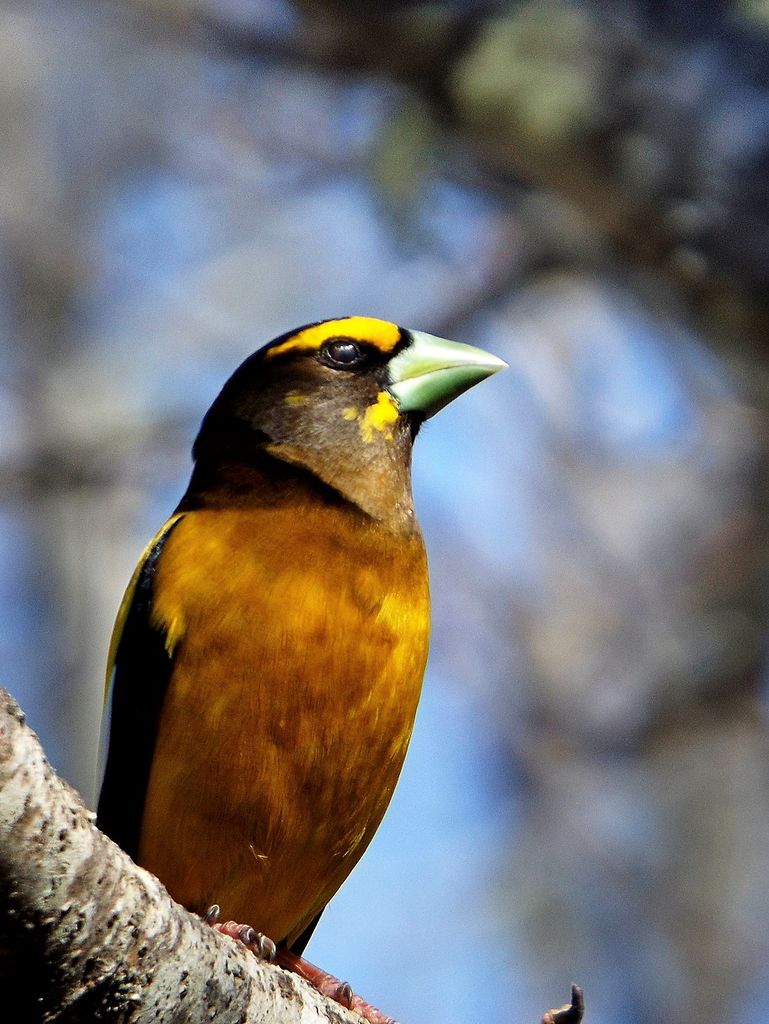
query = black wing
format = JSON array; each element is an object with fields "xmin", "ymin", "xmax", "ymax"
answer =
[{"xmin": 97, "ymin": 514, "xmax": 184, "ymax": 860}]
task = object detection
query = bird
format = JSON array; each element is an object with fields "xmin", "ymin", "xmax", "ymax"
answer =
[{"xmin": 97, "ymin": 315, "xmax": 505, "ymax": 1016}]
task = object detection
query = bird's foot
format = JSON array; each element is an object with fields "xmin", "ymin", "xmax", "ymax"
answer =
[
  {"xmin": 277, "ymin": 948, "xmax": 399, "ymax": 1024},
  {"xmin": 204, "ymin": 904, "xmax": 277, "ymax": 961},
  {"xmin": 204, "ymin": 906, "xmax": 396, "ymax": 1023}
]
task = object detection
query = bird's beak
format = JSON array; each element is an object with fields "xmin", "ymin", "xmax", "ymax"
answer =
[{"xmin": 387, "ymin": 330, "xmax": 507, "ymax": 418}]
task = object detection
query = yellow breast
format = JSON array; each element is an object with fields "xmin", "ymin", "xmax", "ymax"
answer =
[{"xmin": 137, "ymin": 503, "xmax": 429, "ymax": 945}]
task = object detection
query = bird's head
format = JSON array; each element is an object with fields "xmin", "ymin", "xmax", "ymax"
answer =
[{"xmin": 188, "ymin": 316, "xmax": 506, "ymax": 530}]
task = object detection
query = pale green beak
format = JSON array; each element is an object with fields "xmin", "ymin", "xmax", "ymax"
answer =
[{"xmin": 387, "ymin": 330, "xmax": 507, "ymax": 418}]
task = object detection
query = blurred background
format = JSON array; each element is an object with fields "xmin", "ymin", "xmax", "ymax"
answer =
[{"xmin": 2, "ymin": 1, "xmax": 769, "ymax": 1022}]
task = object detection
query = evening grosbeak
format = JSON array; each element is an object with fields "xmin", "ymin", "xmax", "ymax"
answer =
[{"xmin": 97, "ymin": 316, "xmax": 504, "ymax": 1011}]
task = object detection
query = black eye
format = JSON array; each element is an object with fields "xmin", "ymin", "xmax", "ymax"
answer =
[{"xmin": 319, "ymin": 339, "xmax": 369, "ymax": 370}]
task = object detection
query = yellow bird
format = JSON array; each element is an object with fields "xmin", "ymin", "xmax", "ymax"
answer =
[{"xmin": 97, "ymin": 316, "xmax": 504, "ymax": 1012}]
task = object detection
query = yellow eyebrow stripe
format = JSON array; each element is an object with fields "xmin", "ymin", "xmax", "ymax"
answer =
[{"xmin": 265, "ymin": 317, "xmax": 401, "ymax": 359}]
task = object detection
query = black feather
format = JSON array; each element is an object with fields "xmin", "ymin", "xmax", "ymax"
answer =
[{"xmin": 97, "ymin": 517, "xmax": 184, "ymax": 860}]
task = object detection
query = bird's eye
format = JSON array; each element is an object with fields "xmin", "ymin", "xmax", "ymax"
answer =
[{"xmin": 319, "ymin": 339, "xmax": 368, "ymax": 370}]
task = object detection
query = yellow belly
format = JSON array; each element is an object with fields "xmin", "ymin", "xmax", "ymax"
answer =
[{"xmin": 137, "ymin": 505, "xmax": 429, "ymax": 945}]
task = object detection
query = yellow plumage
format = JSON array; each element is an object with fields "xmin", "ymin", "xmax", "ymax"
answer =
[
  {"xmin": 138, "ymin": 503, "xmax": 428, "ymax": 945},
  {"xmin": 97, "ymin": 317, "xmax": 503, "ymax": 989}
]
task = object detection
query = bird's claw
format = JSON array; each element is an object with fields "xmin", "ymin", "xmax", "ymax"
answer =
[
  {"xmin": 333, "ymin": 981, "xmax": 354, "ymax": 1008},
  {"xmin": 209, "ymin": 916, "xmax": 277, "ymax": 962},
  {"xmin": 250, "ymin": 929, "xmax": 278, "ymax": 962}
]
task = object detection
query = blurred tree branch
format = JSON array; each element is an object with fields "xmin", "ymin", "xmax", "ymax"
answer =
[{"xmin": 186, "ymin": 0, "xmax": 769, "ymax": 368}]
